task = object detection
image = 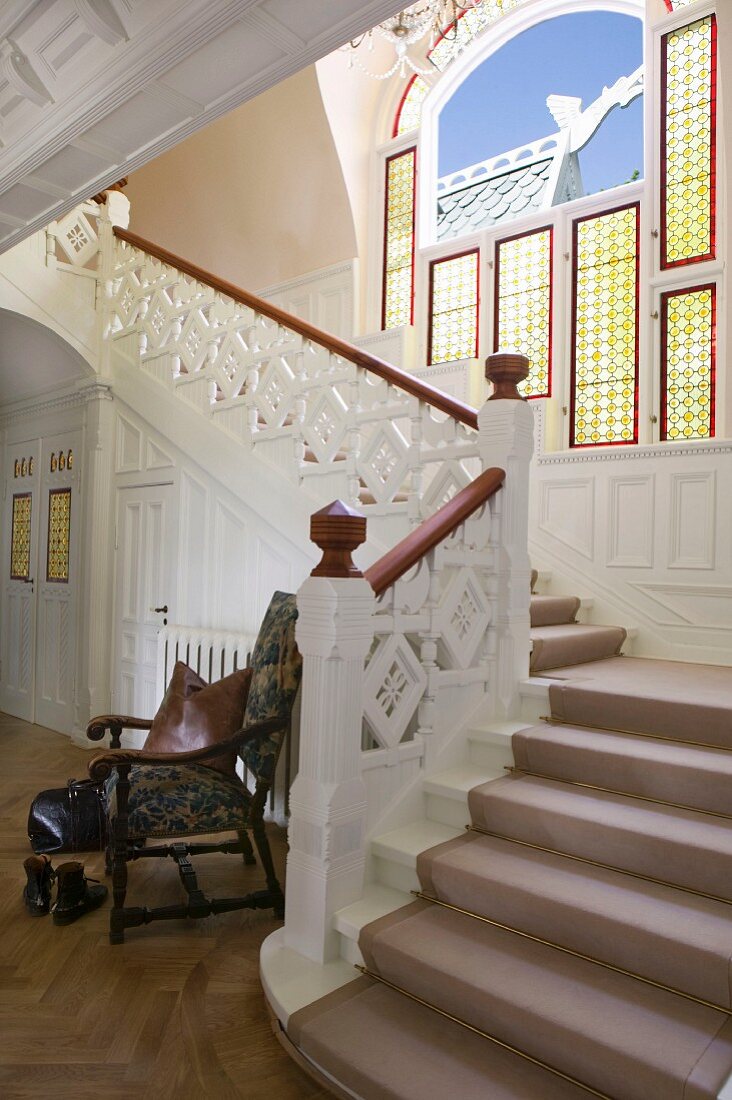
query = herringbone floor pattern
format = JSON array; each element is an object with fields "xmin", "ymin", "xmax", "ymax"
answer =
[{"xmin": 0, "ymin": 712, "xmax": 328, "ymax": 1099}]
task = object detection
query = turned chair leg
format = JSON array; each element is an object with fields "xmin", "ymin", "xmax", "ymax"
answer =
[
  {"xmin": 109, "ymin": 765, "xmax": 132, "ymax": 945},
  {"xmin": 238, "ymin": 828, "xmax": 257, "ymax": 866},
  {"xmin": 251, "ymin": 813, "xmax": 284, "ymax": 919}
]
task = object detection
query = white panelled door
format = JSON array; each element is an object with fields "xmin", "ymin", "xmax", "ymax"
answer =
[
  {"xmin": 1, "ymin": 441, "xmax": 40, "ymax": 721},
  {"xmin": 114, "ymin": 484, "xmax": 177, "ymax": 720},
  {"xmin": 34, "ymin": 432, "xmax": 81, "ymax": 733}
]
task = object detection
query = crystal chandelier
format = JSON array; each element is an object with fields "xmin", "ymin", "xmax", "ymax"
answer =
[{"xmin": 346, "ymin": 0, "xmax": 487, "ymax": 79}]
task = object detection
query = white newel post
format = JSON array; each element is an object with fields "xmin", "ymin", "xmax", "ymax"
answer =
[
  {"xmin": 478, "ymin": 353, "xmax": 535, "ymax": 718},
  {"xmin": 285, "ymin": 501, "xmax": 375, "ymax": 964}
]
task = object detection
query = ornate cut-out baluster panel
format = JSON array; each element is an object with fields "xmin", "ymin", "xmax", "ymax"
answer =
[{"xmin": 361, "ymin": 498, "xmax": 497, "ymax": 829}]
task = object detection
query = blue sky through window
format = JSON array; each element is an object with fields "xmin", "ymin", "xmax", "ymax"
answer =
[{"xmin": 438, "ymin": 12, "xmax": 643, "ymax": 194}]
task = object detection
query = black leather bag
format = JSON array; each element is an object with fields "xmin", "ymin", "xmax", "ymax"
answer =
[{"xmin": 28, "ymin": 779, "xmax": 108, "ymax": 854}]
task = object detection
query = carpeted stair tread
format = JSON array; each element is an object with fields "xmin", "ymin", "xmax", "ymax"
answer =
[
  {"xmin": 418, "ymin": 831, "xmax": 732, "ymax": 1009},
  {"xmin": 287, "ymin": 975, "xmax": 592, "ymax": 1100},
  {"xmin": 513, "ymin": 722, "xmax": 732, "ymax": 816},
  {"xmin": 547, "ymin": 657, "xmax": 732, "ymax": 748},
  {"xmin": 530, "ymin": 594, "xmax": 581, "ymax": 627},
  {"xmin": 359, "ymin": 901, "xmax": 732, "ymax": 1100},
  {"xmin": 530, "ymin": 623, "xmax": 626, "ymax": 672},
  {"xmin": 468, "ymin": 774, "xmax": 732, "ymax": 901}
]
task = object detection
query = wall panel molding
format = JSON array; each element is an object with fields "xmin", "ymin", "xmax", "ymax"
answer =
[
  {"xmin": 668, "ymin": 471, "xmax": 716, "ymax": 570},
  {"xmin": 538, "ymin": 477, "xmax": 595, "ymax": 560},
  {"xmin": 607, "ymin": 475, "xmax": 655, "ymax": 568}
]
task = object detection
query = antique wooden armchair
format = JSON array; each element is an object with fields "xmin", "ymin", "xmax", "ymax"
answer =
[{"xmin": 86, "ymin": 592, "xmax": 301, "ymax": 944}]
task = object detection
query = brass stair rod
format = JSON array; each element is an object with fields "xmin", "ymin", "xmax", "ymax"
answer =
[
  {"xmin": 355, "ymin": 965, "xmax": 614, "ymax": 1100},
  {"xmin": 505, "ymin": 765, "xmax": 732, "ymax": 822},
  {"xmin": 413, "ymin": 890, "xmax": 728, "ymax": 1015},
  {"xmin": 468, "ymin": 825, "xmax": 732, "ymax": 908},
  {"xmin": 540, "ymin": 714, "xmax": 732, "ymax": 756}
]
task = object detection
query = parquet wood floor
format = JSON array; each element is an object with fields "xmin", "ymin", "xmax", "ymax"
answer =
[{"xmin": 0, "ymin": 712, "xmax": 330, "ymax": 1099}]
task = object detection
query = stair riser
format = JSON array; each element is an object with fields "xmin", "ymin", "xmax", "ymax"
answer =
[
  {"xmin": 425, "ymin": 792, "xmax": 471, "ymax": 829},
  {"xmin": 468, "ymin": 737, "xmax": 513, "ymax": 772},
  {"xmin": 372, "ymin": 855, "xmax": 420, "ymax": 895}
]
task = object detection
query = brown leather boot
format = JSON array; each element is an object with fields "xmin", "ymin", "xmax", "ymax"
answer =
[
  {"xmin": 23, "ymin": 855, "xmax": 54, "ymax": 916},
  {"xmin": 51, "ymin": 861, "xmax": 107, "ymax": 926}
]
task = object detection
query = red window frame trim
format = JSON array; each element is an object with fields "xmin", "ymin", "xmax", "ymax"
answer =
[
  {"xmin": 660, "ymin": 282, "xmax": 716, "ymax": 442},
  {"xmin": 10, "ymin": 492, "xmax": 32, "ymax": 581},
  {"xmin": 427, "ymin": 246, "xmax": 480, "ymax": 366},
  {"xmin": 382, "ymin": 146, "xmax": 417, "ymax": 332},
  {"xmin": 493, "ymin": 224, "xmax": 553, "ymax": 400},
  {"xmin": 569, "ymin": 201, "xmax": 641, "ymax": 449},
  {"xmin": 660, "ymin": 13, "xmax": 717, "ymax": 270}
]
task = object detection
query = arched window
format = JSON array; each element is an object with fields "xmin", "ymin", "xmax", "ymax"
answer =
[{"xmin": 378, "ymin": 0, "xmax": 719, "ymax": 447}]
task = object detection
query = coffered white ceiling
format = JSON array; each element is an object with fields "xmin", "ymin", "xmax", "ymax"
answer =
[{"xmin": 0, "ymin": 0, "xmax": 402, "ymax": 254}]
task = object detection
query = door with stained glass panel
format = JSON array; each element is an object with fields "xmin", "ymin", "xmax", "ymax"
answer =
[
  {"xmin": 1, "ymin": 440, "xmax": 40, "ymax": 722},
  {"xmin": 34, "ymin": 431, "xmax": 81, "ymax": 733}
]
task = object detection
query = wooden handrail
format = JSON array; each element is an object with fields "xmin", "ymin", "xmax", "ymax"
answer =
[
  {"xmin": 113, "ymin": 227, "xmax": 480, "ymax": 430},
  {"xmin": 364, "ymin": 466, "xmax": 505, "ymax": 596}
]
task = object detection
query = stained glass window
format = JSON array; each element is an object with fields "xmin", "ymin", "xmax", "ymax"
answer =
[
  {"xmin": 47, "ymin": 489, "xmax": 71, "ymax": 583},
  {"xmin": 383, "ymin": 148, "xmax": 417, "ymax": 329},
  {"xmin": 394, "ymin": 77, "xmax": 430, "ymax": 137},
  {"xmin": 11, "ymin": 493, "xmax": 31, "ymax": 580},
  {"xmin": 430, "ymin": 0, "xmax": 526, "ymax": 72},
  {"xmin": 661, "ymin": 15, "xmax": 716, "ymax": 268},
  {"xmin": 661, "ymin": 284, "xmax": 715, "ymax": 440},
  {"xmin": 495, "ymin": 227, "xmax": 552, "ymax": 398},
  {"xmin": 571, "ymin": 204, "xmax": 639, "ymax": 447},
  {"xmin": 428, "ymin": 249, "xmax": 479, "ymax": 364},
  {"xmin": 393, "ymin": 1, "xmax": 529, "ymax": 134}
]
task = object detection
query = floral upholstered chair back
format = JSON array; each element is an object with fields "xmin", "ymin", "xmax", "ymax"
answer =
[{"xmin": 239, "ymin": 591, "xmax": 302, "ymax": 783}]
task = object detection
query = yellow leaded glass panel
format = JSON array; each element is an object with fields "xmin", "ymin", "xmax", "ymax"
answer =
[
  {"xmin": 662, "ymin": 15, "xmax": 716, "ymax": 267},
  {"xmin": 47, "ymin": 488, "xmax": 71, "ymax": 583},
  {"xmin": 429, "ymin": 249, "xmax": 479, "ymax": 365},
  {"xmin": 395, "ymin": 77, "xmax": 430, "ymax": 136},
  {"xmin": 572, "ymin": 204, "xmax": 639, "ymax": 447},
  {"xmin": 383, "ymin": 148, "xmax": 416, "ymax": 329},
  {"xmin": 11, "ymin": 493, "xmax": 31, "ymax": 580},
  {"xmin": 662, "ymin": 284, "xmax": 715, "ymax": 440},
  {"xmin": 495, "ymin": 228, "xmax": 552, "ymax": 398}
]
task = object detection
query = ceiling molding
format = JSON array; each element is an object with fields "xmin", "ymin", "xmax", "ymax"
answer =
[{"xmin": 0, "ymin": 0, "xmax": 404, "ymax": 255}]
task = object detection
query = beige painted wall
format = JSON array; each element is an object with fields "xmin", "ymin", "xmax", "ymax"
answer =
[{"xmin": 125, "ymin": 67, "xmax": 357, "ymax": 292}]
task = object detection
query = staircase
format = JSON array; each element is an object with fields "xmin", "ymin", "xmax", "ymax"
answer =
[{"xmin": 277, "ymin": 580, "xmax": 732, "ymax": 1099}]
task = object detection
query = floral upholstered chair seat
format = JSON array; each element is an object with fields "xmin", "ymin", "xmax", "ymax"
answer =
[{"xmin": 105, "ymin": 763, "xmax": 250, "ymax": 839}]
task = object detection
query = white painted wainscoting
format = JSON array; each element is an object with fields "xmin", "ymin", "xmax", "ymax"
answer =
[{"xmin": 529, "ymin": 403, "xmax": 732, "ymax": 663}]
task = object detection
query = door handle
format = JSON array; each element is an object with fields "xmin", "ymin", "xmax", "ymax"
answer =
[
  {"xmin": 150, "ymin": 605, "xmax": 168, "ymax": 614},
  {"xmin": 24, "ymin": 578, "xmax": 34, "ymax": 585}
]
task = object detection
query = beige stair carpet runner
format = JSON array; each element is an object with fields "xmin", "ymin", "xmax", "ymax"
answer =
[
  {"xmin": 528, "ymin": 582, "xmax": 626, "ymax": 673},
  {"xmin": 288, "ymin": 648, "xmax": 732, "ymax": 1099}
]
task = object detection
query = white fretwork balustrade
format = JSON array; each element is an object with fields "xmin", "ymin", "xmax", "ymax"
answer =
[{"xmin": 104, "ymin": 230, "xmax": 482, "ymax": 530}]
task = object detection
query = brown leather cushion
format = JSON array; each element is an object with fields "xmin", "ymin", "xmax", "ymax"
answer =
[{"xmin": 143, "ymin": 661, "xmax": 252, "ymax": 776}]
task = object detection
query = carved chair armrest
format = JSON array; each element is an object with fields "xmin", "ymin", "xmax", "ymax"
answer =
[
  {"xmin": 87, "ymin": 715, "xmax": 153, "ymax": 745},
  {"xmin": 88, "ymin": 716, "xmax": 285, "ymax": 782}
]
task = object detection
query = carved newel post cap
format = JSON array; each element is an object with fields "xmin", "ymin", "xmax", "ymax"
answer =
[
  {"xmin": 310, "ymin": 500, "xmax": 367, "ymax": 578},
  {"xmin": 485, "ymin": 351, "xmax": 530, "ymax": 401}
]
